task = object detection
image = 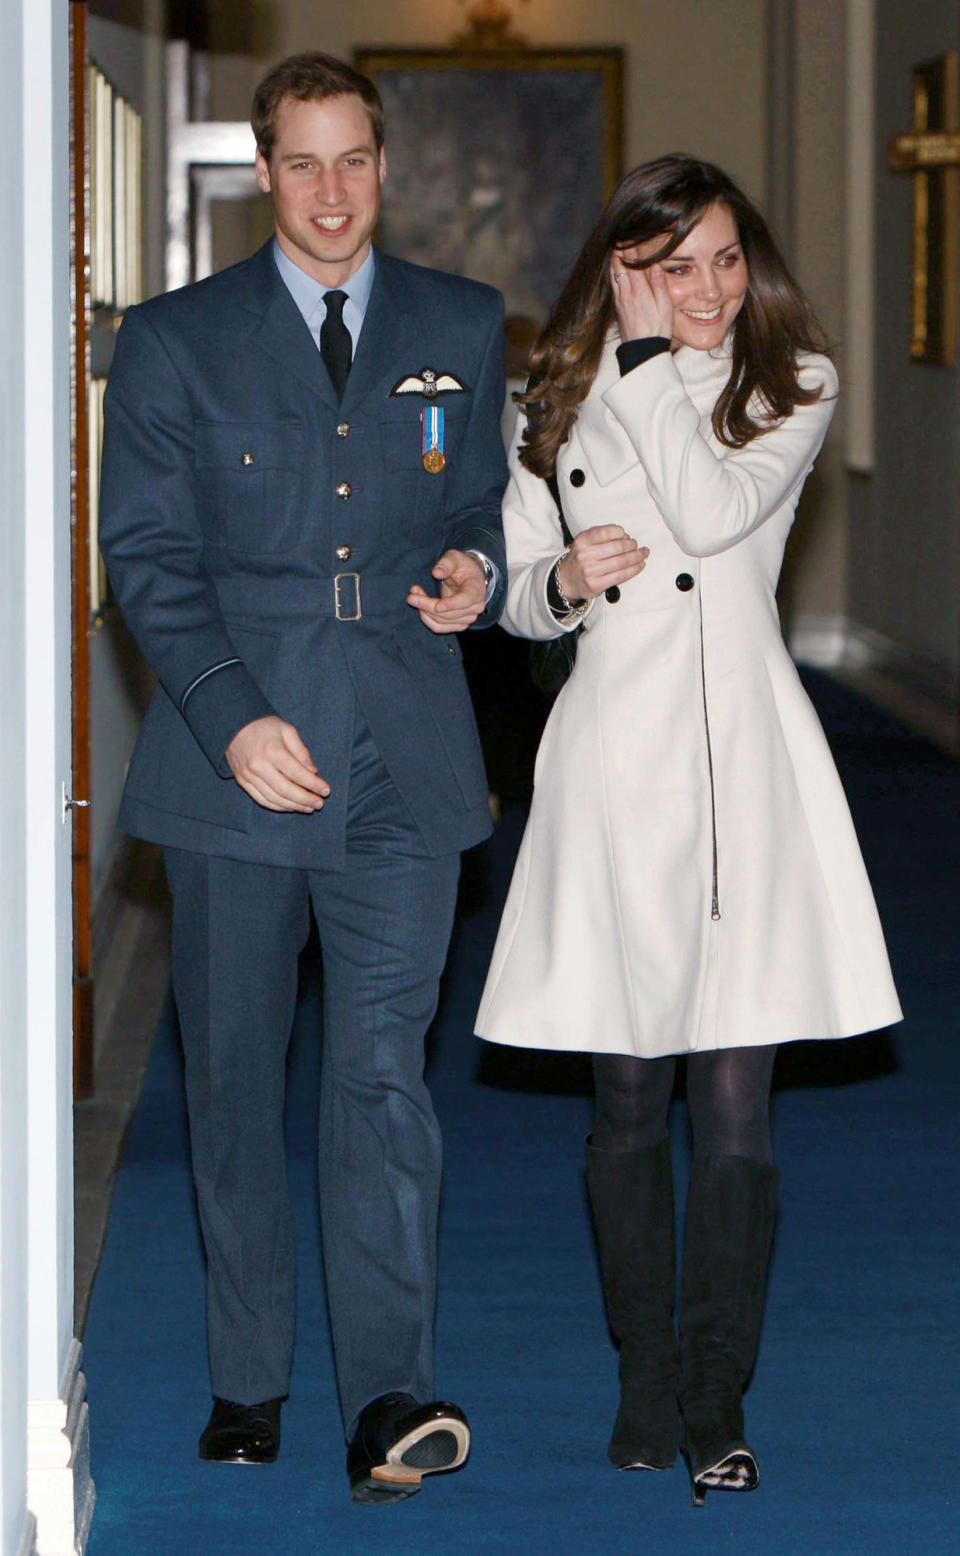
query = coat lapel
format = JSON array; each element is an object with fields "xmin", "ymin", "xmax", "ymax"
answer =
[
  {"xmin": 239, "ymin": 245, "xmax": 422, "ymax": 415},
  {"xmin": 340, "ymin": 252, "xmax": 420, "ymax": 413},
  {"xmin": 576, "ymin": 338, "xmax": 644, "ymax": 487},
  {"xmin": 239, "ymin": 244, "xmax": 339, "ymax": 411}
]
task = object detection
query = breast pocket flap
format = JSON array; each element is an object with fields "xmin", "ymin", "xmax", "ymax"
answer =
[{"xmin": 195, "ymin": 420, "xmax": 304, "ymax": 472}]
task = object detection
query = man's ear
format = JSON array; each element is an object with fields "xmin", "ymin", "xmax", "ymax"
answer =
[
  {"xmin": 378, "ymin": 148, "xmax": 387, "ymax": 185},
  {"xmin": 255, "ymin": 151, "xmax": 272, "ymax": 195}
]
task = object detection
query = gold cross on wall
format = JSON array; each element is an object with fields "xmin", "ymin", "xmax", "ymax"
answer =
[{"xmin": 888, "ymin": 52, "xmax": 960, "ymax": 364}]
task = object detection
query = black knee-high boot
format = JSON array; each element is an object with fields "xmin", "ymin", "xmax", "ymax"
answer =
[
  {"xmin": 585, "ymin": 1137, "xmax": 679, "ymax": 1469},
  {"xmin": 678, "ymin": 1153, "xmax": 779, "ymax": 1504}
]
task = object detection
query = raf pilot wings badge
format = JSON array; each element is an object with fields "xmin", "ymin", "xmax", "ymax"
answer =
[
  {"xmin": 388, "ymin": 368, "xmax": 469, "ymax": 474},
  {"xmin": 389, "ymin": 367, "xmax": 468, "ymax": 399}
]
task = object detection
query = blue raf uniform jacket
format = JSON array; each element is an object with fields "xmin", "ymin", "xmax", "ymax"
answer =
[{"xmin": 99, "ymin": 243, "xmax": 508, "ymax": 871}]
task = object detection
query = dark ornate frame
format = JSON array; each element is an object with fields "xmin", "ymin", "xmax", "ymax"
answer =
[{"xmin": 355, "ymin": 44, "xmax": 623, "ymax": 320}]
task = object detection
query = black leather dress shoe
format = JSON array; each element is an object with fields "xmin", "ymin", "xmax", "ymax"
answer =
[
  {"xmin": 347, "ymin": 1392, "xmax": 470, "ymax": 1504},
  {"xmin": 198, "ymin": 1396, "xmax": 283, "ymax": 1464}
]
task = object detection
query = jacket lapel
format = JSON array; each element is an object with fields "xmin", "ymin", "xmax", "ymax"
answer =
[
  {"xmin": 238, "ymin": 245, "xmax": 422, "ymax": 415},
  {"xmin": 340, "ymin": 252, "xmax": 419, "ymax": 413},
  {"xmin": 239, "ymin": 244, "xmax": 339, "ymax": 411}
]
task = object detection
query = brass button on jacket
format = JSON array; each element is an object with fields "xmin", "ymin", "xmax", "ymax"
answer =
[
  {"xmin": 336, "ymin": 422, "xmax": 351, "ymax": 438},
  {"xmin": 335, "ymin": 545, "xmax": 353, "ymax": 563},
  {"xmin": 240, "ymin": 451, "xmax": 255, "ymax": 467},
  {"xmin": 675, "ymin": 572, "xmax": 695, "ymax": 592},
  {"xmin": 336, "ymin": 482, "xmax": 353, "ymax": 500}
]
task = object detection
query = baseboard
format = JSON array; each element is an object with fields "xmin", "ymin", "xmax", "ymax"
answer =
[
  {"xmin": 788, "ymin": 613, "xmax": 959, "ymax": 755},
  {"xmin": 788, "ymin": 612, "xmax": 855, "ymax": 669},
  {"xmin": 26, "ymin": 1339, "xmax": 96, "ymax": 1555}
]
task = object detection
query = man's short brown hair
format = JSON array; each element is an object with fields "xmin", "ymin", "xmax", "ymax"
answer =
[{"xmin": 251, "ymin": 52, "xmax": 385, "ymax": 160}]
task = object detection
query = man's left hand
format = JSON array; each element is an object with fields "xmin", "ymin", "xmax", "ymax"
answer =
[{"xmin": 407, "ymin": 550, "xmax": 487, "ymax": 634}]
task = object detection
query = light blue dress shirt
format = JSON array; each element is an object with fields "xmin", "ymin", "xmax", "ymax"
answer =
[
  {"xmin": 272, "ymin": 240, "xmax": 499, "ymax": 604},
  {"xmin": 273, "ymin": 239, "xmax": 375, "ymax": 354}
]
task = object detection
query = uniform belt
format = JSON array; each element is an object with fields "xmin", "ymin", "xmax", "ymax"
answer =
[{"xmin": 213, "ymin": 573, "xmax": 434, "ymax": 621}]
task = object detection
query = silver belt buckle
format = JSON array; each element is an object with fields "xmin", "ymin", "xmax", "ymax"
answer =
[{"xmin": 334, "ymin": 572, "xmax": 362, "ymax": 621}]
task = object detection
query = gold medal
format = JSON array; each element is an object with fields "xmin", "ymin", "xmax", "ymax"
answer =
[{"xmin": 421, "ymin": 404, "xmax": 446, "ymax": 473}]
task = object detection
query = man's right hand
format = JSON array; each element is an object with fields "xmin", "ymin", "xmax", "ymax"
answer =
[{"xmin": 225, "ymin": 716, "xmax": 330, "ymax": 813}]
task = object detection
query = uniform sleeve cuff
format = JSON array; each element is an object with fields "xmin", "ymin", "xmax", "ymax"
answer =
[
  {"xmin": 464, "ymin": 548, "xmax": 500, "ymax": 606},
  {"xmin": 180, "ymin": 660, "xmax": 277, "ymax": 777},
  {"xmin": 616, "ymin": 337, "xmax": 672, "ymax": 375}
]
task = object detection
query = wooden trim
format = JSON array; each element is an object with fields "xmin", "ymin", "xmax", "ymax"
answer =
[{"xmin": 71, "ymin": 1, "xmax": 94, "ymax": 1100}]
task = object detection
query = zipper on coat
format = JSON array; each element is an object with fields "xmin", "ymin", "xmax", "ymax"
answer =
[{"xmin": 698, "ymin": 609, "xmax": 721, "ymax": 921}]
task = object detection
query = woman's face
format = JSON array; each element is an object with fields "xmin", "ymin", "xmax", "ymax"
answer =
[{"xmin": 635, "ymin": 201, "xmax": 748, "ymax": 351}]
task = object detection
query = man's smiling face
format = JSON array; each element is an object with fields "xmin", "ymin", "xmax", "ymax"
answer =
[{"xmin": 256, "ymin": 92, "xmax": 386, "ymax": 287}]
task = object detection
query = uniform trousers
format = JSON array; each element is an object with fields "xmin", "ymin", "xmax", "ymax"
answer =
[{"xmin": 164, "ymin": 717, "xmax": 461, "ymax": 1435}]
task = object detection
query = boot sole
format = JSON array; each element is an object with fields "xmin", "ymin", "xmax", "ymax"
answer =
[{"xmin": 690, "ymin": 1448, "xmax": 759, "ymax": 1505}]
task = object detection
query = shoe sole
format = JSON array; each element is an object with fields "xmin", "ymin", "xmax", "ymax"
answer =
[
  {"xmin": 353, "ymin": 1417, "xmax": 471, "ymax": 1504},
  {"xmin": 198, "ymin": 1448, "xmax": 278, "ymax": 1465}
]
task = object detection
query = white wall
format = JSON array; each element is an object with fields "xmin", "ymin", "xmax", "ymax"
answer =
[
  {"xmin": 205, "ymin": 0, "xmax": 769, "ymax": 197},
  {"xmin": 777, "ymin": 0, "xmax": 849, "ymax": 628}
]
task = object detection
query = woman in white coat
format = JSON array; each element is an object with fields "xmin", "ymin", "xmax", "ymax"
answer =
[{"xmin": 475, "ymin": 156, "xmax": 901, "ymax": 1504}]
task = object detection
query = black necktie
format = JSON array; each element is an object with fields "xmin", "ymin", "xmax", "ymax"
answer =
[{"xmin": 320, "ymin": 290, "xmax": 352, "ymax": 401}]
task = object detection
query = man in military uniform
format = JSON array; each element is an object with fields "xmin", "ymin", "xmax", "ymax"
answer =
[{"xmin": 99, "ymin": 52, "xmax": 506, "ymax": 1503}]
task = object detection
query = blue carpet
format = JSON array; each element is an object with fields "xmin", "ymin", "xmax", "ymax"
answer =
[{"xmin": 83, "ymin": 672, "xmax": 959, "ymax": 1553}]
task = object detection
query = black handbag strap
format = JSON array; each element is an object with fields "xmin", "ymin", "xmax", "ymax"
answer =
[
  {"xmin": 523, "ymin": 375, "xmax": 620, "ymax": 608},
  {"xmin": 545, "ymin": 467, "xmax": 573, "ymax": 548},
  {"xmin": 524, "ymin": 375, "xmax": 573, "ymax": 549}
]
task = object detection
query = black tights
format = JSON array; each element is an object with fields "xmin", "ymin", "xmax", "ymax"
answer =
[{"xmin": 592, "ymin": 1047, "xmax": 777, "ymax": 1165}]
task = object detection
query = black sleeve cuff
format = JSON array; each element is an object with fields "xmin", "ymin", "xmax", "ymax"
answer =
[
  {"xmin": 616, "ymin": 337, "xmax": 672, "ymax": 375},
  {"xmin": 546, "ymin": 562, "xmax": 585, "ymax": 618}
]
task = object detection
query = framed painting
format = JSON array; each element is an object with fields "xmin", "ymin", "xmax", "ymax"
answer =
[{"xmin": 355, "ymin": 45, "xmax": 623, "ymax": 323}]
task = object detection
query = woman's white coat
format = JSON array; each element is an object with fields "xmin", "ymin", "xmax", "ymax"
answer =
[{"xmin": 475, "ymin": 340, "xmax": 902, "ymax": 1057}]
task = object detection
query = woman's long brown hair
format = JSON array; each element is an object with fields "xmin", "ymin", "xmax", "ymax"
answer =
[{"xmin": 520, "ymin": 154, "xmax": 830, "ymax": 478}]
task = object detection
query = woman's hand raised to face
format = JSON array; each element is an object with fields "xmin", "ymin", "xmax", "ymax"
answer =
[
  {"xmin": 557, "ymin": 526, "xmax": 649, "ymax": 603},
  {"xmin": 609, "ymin": 250, "xmax": 675, "ymax": 343}
]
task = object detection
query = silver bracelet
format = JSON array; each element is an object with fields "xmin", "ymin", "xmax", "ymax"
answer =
[{"xmin": 553, "ymin": 552, "xmax": 586, "ymax": 614}]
